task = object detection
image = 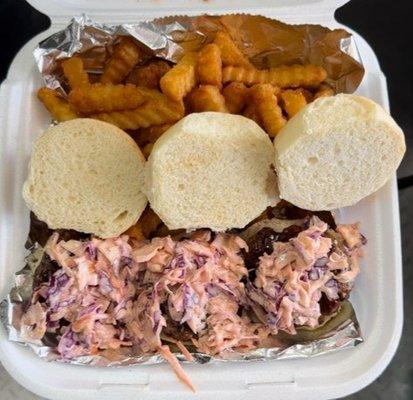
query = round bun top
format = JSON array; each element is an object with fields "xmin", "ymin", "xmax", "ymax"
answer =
[
  {"xmin": 23, "ymin": 118, "xmax": 147, "ymax": 238},
  {"xmin": 145, "ymin": 112, "xmax": 278, "ymax": 231},
  {"xmin": 274, "ymin": 94, "xmax": 405, "ymax": 210}
]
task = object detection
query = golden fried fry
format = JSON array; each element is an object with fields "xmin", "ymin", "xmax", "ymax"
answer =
[
  {"xmin": 142, "ymin": 142, "xmax": 154, "ymax": 159},
  {"xmin": 272, "ymin": 85, "xmax": 282, "ymax": 96},
  {"xmin": 223, "ymin": 66, "xmax": 268, "ymax": 86},
  {"xmin": 223, "ymin": 64, "xmax": 327, "ymax": 88},
  {"xmin": 125, "ymin": 222, "xmax": 145, "ymax": 240},
  {"xmin": 37, "ymin": 87, "xmax": 78, "ymax": 122},
  {"xmin": 101, "ymin": 37, "xmax": 141, "ymax": 84},
  {"xmin": 197, "ymin": 44, "xmax": 222, "ymax": 87},
  {"xmin": 222, "ymin": 82, "xmax": 249, "ymax": 113},
  {"xmin": 160, "ymin": 53, "xmax": 197, "ymax": 101},
  {"xmin": 213, "ymin": 31, "xmax": 253, "ymax": 68},
  {"xmin": 280, "ymin": 89, "xmax": 308, "ymax": 118},
  {"xmin": 93, "ymin": 89, "xmax": 184, "ymax": 130},
  {"xmin": 61, "ymin": 57, "xmax": 90, "ymax": 90},
  {"xmin": 126, "ymin": 60, "xmax": 171, "ymax": 88},
  {"xmin": 68, "ymin": 83, "xmax": 145, "ymax": 114},
  {"xmin": 133, "ymin": 124, "xmax": 172, "ymax": 147},
  {"xmin": 187, "ymin": 85, "xmax": 228, "ymax": 113},
  {"xmin": 243, "ymin": 104, "xmax": 262, "ymax": 126},
  {"xmin": 88, "ymin": 73, "xmax": 101, "ymax": 84},
  {"xmin": 313, "ymin": 84, "xmax": 335, "ymax": 99},
  {"xmin": 268, "ymin": 65, "xmax": 327, "ymax": 88},
  {"xmin": 250, "ymin": 83, "xmax": 286, "ymax": 137},
  {"xmin": 139, "ymin": 207, "xmax": 163, "ymax": 238},
  {"xmin": 302, "ymin": 89, "xmax": 314, "ymax": 102}
]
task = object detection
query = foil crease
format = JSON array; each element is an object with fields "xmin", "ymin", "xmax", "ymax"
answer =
[
  {"xmin": 1, "ymin": 14, "xmax": 364, "ymax": 368},
  {"xmin": 33, "ymin": 14, "xmax": 364, "ymax": 95},
  {"xmin": 0, "ymin": 244, "xmax": 363, "ymax": 367}
]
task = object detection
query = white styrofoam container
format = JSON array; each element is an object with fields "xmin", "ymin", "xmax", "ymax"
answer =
[{"xmin": 0, "ymin": 1, "xmax": 403, "ymax": 399}]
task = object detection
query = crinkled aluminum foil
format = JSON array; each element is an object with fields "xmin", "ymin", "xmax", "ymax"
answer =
[
  {"xmin": 1, "ymin": 13, "xmax": 364, "ymax": 369},
  {"xmin": 33, "ymin": 14, "xmax": 364, "ymax": 95},
  {"xmin": 0, "ymin": 243, "xmax": 363, "ymax": 367}
]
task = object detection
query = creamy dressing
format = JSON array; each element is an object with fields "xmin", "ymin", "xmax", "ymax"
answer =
[{"xmin": 20, "ymin": 218, "xmax": 364, "ymax": 391}]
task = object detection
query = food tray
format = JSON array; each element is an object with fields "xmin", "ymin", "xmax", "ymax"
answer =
[{"xmin": 0, "ymin": 1, "xmax": 403, "ymax": 399}]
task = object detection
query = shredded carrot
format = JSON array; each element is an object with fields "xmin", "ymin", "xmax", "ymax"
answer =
[
  {"xmin": 176, "ymin": 341, "xmax": 194, "ymax": 362},
  {"xmin": 158, "ymin": 345, "xmax": 196, "ymax": 392}
]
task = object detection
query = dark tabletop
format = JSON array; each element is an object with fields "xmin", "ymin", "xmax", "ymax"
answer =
[{"xmin": 0, "ymin": 0, "xmax": 412, "ymax": 399}]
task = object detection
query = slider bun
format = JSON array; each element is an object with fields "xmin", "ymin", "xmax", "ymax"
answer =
[
  {"xmin": 274, "ymin": 94, "xmax": 405, "ymax": 210},
  {"xmin": 23, "ymin": 118, "xmax": 147, "ymax": 238},
  {"xmin": 145, "ymin": 112, "xmax": 278, "ymax": 231}
]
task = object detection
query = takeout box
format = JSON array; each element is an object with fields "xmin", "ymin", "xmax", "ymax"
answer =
[{"xmin": 0, "ymin": 0, "xmax": 403, "ymax": 399}]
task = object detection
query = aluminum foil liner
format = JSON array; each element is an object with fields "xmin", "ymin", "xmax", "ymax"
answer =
[
  {"xmin": 1, "ymin": 14, "xmax": 364, "ymax": 369},
  {"xmin": 0, "ymin": 242, "xmax": 362, "ymax": 367},
  {"xmin": 33, "ymin": 14, "xmax": 364, "ymax": 95}
]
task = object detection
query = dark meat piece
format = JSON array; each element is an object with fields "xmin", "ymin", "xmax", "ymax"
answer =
[
  {"xmin": 244, "ymin": 227, "xmax": 277, "ymax": 270},
  {"xmin": 161, "ymin": 307, "xmax": 194, "ymax": 342},
  {"xmin": 32, "ymin": 254, "xmax": 59, "ymax": 290},
  {"xmin": 270, "ymin": 200, "xmax": 336, "ymax": 229},
  {"xmin": 26, "ymin": 212, "xmax": 89, "ymax": 248},
  {"xmin": 243, "ymin": 223, "xmax": 306, "ymax": 271},
  {"xmin": 319, "ymin": 293, "xmax": 339, "ymax": 315},
  {"xmin": 26, "ymin": 213, "xmax": 89, "ymax": 289},
  {"xmin": 277, "ymin": 224, "xmax": 306, "ymax": 242}
]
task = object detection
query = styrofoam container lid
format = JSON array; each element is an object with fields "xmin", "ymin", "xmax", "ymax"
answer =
[
  {"xmin": 27, "ymin": 0, "xmax": 350, "ymax": 23},
  {"xmin": 0, "ymin": 1, "xmax": 403, "ymax": 400}
]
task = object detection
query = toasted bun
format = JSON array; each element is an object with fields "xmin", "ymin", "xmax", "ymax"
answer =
[
  {"xmin": 145, "ymin": 112, "xmax": 278, "ymax": 231},
  {"xmin": 274, "ymin": 94, "xmax": 405, "ymax": 210},
  {"xmin": 23, "ymin": 118, "xmax": 147, "ymax": 238}
]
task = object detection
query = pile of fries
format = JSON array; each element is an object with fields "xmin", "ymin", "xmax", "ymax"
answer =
[{"xmin": 37, "ymin": 31, "xmax": 334, "ymax": 153}]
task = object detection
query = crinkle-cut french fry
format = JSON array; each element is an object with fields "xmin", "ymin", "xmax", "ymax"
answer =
[
  {"xmin": 250, "ymin": 83, "xmax": 286, "ymax": 137},
  {"xmin": 272, "ymin": 85, "xmax": 282, "ymax": 96},
  {"xmin": 302, "ymin": 88, "xmax": 314, "ymax": 102},
  {"xmin": 61, "ymin": 57, "xmax": 90, "ymax": 90},
  {"xmin": 197, "ymin": 43, "xmax": 222, "ymax": 87},
  {"xmin": 37, "ymin": 87, "xmax": 78, "ymax": 122},
  {"xmin": 243, "ymin": 103, "xmax": 262, "ymax": 126},
  {"xmin": 126, "ymin": 60, "xmax": 171, "ymax": 89},
  {"xmin": 68, "ymin": 83, "xmax": 146, "ymax": 114},
  {"xmin": 92, "ymin": 90, "xmax": 184, "ymax": 130},
  {"xmin": 160, "ymin": 53, "xmax": 197, "ymax": 102},
  {"xmin": 125, "ymin": 222, "xmax": 145, "ymax": 240},
  {"xmin": 243, "ymin": 105, "xmax": 261, "ymax": 125},
  {"xmin": 222, "ymin": 82, "xmax": 249, "ymax": 113},
  {"xmin": 313, "ymin": 84, "xmax": 335, "ymax": 99},
  {"xmin": 280, "ymin": 89, "xmax": 308, "ymax": 119},
  {"xmin": 223, "ymin": 66, "xmax": 268, "ymax": 85},
  {"xmin": 268, "ymin": 65, "xmax": 327, "ymax": 88},
  {"xmin": 101, "ymin": 37, "xmax": 141, "ymax": 84},
  {"xmin": 142, "ymin": 142, "xmax": 154, "ymax": 159},
  {"xmin": 223, "ymin": 64, "xmax": 327, "ymax": 88},
  {"xmin": 139, "ymin": 207, "xmax": 163, "ymax": 238},
  {"xmin": 213, "ymin": 31, "xmax": 253, "ymax": 68},
  {"xmin": 187, "ymin": 85, "xmax": 228, "ymax": 113},
  {"xmin": 133, "ymin": 124, "xmax": 172, "ymax": 147}
]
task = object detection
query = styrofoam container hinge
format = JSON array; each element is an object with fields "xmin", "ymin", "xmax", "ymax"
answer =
[{"xmin": 26, "ymin": 0, "xmax": 350, "ymax": 25}]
